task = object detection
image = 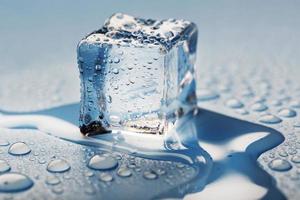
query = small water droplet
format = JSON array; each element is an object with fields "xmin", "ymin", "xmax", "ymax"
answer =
[
  {"xmin": 290, "ymin": 100, "xmax": 300, "ymax": 109},
  {"xmin": 113, "ymin": 58, "xmax": 120, "ymax": 63},
  {"xmin": 84, "ymin": 187, "xmax": 96, "ymax": 195},
  {"xmin": 0, "ymin": 173, "xmax": 34, "ymax": 192},
  {"xmin": 197, "ymin": 89, "xmax": 219, "ymax": 101},
  {"xmin": 117, "ymin": 166, "xmax": 132, "ymax": 177},
  {"xmin": 235, "ymin": 108, "xmax": 249, "ymax": 115},
  {"xmin": 8, "ymin": 142, "xmax": 31, "ymax": 156},
  {"xmin": 259, "ymin": 114, "xmax": 282, "ymax": 124},
  {"xmin": 155, "ymin": 168, "xmax": 166, "ymax": 176},
  {"xmin": 83, "ymin": 171, "xmax": 94, "ymax": 177},
  {"xmin": 291, "ymin": 155, "xmax": 300, "ymax": 163},
  {"xmin": 109, "ymin": 115, "xmax": 121, "ymax": 126},
  {"xmin": 251, "ymin": 103, "xmax": 268, "ymax": 112},
  {"xmin": 176, "ymin": 163, "xmax": 185, "ymax": 169},
  {"xmin": 112, "ymin": 68, "xmax": 119, "ymax": 74},
  {"xmin": 278, "ymin": 108, "xmax": 297, "ymax": 118},
  {"xmin": 88, "ymin": 155, "xmax": 118, "ymax": 170},
  {"xmin": 0, "ymin": 139, "xmax": 9, "ymax": 146},
  {"xmin": 52, "ymin": 186, "xmax": 64, "ymax": 194},
  {"xmin": 294, "ymin": 122, "xmax": 300, "ymax": 128},
  {"xmin": 45, "ymin": 176, "xmax": 60, "ymax": 185},
  {"xmin": 0, "ymin": 160, "xmax": 11, "ymax": 173},
  {"xmin": 225, "ymin": 98, "xmax": 244, "ymax": 109},
  {"xmin": 268, "ymin": 158, "xmax": 292, "ymax": 171},
  {"xmin": 98, "ymin": 172, "xmax": 113, "ymax": 182},
  {"xmin": 143, "ymin": 171, "xmax": 158, "ymax": 180},
  {"xmin": 47, "ymin": 159, "xmax": 70, "ymax": 173}
]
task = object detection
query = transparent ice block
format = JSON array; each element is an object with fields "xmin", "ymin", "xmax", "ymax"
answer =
[{"xmin": 77, "ymin": 13, "xmax": 198, "ymax": 135}]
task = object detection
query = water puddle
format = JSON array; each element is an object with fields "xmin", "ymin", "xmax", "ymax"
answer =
[{"xmin": 0, "ymin": 103, "xmax": 285, "ymax": 199}]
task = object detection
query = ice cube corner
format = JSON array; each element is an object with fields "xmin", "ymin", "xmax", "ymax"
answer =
[{"xmin": 77, "ymin": 13, "xmax": 198, "ymax": 135}]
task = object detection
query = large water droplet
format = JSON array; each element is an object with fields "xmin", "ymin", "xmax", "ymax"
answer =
[
  {"xmin": 0, "ymin": 173, "xmax": 34, "ymax": 192},
  {"xmin": 98, "ymin": 172, "xmax": 113, "ymax": 182},
  {"xmin": 259, "ymin": 114, "xmax": 282, "ymax": 124},
  {"xmin": 0, "ymin": 139, "xmax": 9, "ymax": 146},
  {"xmin": 225, "ymin": 98, "xmax": 244, "ymax": 109},
  {"xmin": 0, "ymin": 160, "xmax": 11, "ymax": 173},
  {"xmin": 268, "ymin": 158, "xmax": 292, "ymax": 171},
  {"xmin": 88, "ymin": 155, "xmax": 118, "ymax": 170},
  {"xmin": 278, "ymin": 108, "xmax": 297, "ymax": 118},
  {"xmin": 47, "ymin": 159, "xmax": 70, "ymax": 173},
  {"xmin": 117, "ymin": 166, "xmax": 132, "ymax": 177},
  {"xmin": 143, "ymin": 171, "xmax": 158, "ymax": 180},
  {"xmin": 8, "ymin": 142, "xmax": 31, "ymax": 156}
]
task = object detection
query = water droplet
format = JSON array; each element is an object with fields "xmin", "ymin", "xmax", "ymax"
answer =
[
  {"xmin": 109, "ymin": 115, "xmax": 121, "ymax": 126},
  {"xmin": 117, "ymin": 166, "xmax": 132, "ymax": 177},
  {"xmin": 45, "ymin": 176, "xmax": 60, "ymax": 185},
  {"xmin": 98, "ymin": 172, "xmax": 113, "ymax": 182},
  {"xmin": 294, "ymin": 122, "xmax": 300, "ymax": 128},
  {"xmin": 155, "ymin": 168, "xmax": 166, "ymax": 176},
  {"xmin": 0, "ymin": 160, "xmax": 11, "ymax": 173},
  {"xmin": 278, "ymin": 108, "xmax": 297, "ymax": 118},
  {"xmin": 235, "ymin": 108, "xmax": 249, "ymax": 115},
  {"xmin": 290, "ymin": 100, "xmax": 300, "ymax": 109},
  {"xmin": 84, "ymin": 187, "xmax": 96, "ymax": 195},
  {"xmin": 0, "ymin": 139, "xmax": 9, "ymax": 146},
  {"xmin": 225, "ymin": 98, "xmax": 244, "ymax": 109},
  {"xmin": 83, "ymin": 171, "xmax": 94, "ymax": 177},
  {"xmin": 197, "ymin": 89, "xmax": 219, "ymax": 101},
  {"xmin": 268, "ymin": 158, "xmax": 292, "ymax": 171},
  {"xmin": 176, "ymin": 163, "xmax": 185, "ymax": 169},
  {"xmin": 112, "ymin": 68, "xmax": 119, "ymax": 74},
  {"xmin": 251, "ymin": 103, "xmax": 268, "ymax": 112},
  {"xmin": 47, "ymin": 159, "xmax": 70, "ymax": 173},
  {"xmin": 88, "ymin": 155, "xmax": 118, "ymax": 170},
  {"xmin": 291, "ymin": 155, "xmax": 300, "ymax": 163},
  {"xmin": 0, "ymin": 173, "xmax": 34, "ymax": 192},
  {"xmin": 143, "ymin": 171, "xmax": 158, "ymax": 180},
  {"xmin": 52, "ymin": 186, "xmax": 64, "ymax": 194},
  {"xmin": 270, "ymin": 100, "xmax": 282, "ymax": 107},
  {"xmin": 259, "ymin": 114, "xmax": 282, "ymax": 124},
  {"xmin": 113, "ymin": 58, "xmax": 120, "ymax": 63},
  {"xmin": 8, "ymin": 142, "xmax": 31, "ymax": 156}
]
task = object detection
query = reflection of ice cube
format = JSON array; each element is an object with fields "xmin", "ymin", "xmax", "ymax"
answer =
[{"xmin": 77, "ymin": 13, "xmax": 198, "ymax": 135}]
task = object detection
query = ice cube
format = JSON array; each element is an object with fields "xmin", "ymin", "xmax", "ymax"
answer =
[{"xmin": 77, "ymin": 13, "xmax": 198, "ymax": 135}]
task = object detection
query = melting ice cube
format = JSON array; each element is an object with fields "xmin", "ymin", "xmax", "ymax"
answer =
[{"xmin": 77, "ymin": 13, "xmax": 198, "ymax": 135}]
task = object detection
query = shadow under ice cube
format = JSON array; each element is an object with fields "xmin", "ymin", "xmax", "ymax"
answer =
[{"xmin": 77, "ymin": 13, "xmax": 198, "ymax": 135}]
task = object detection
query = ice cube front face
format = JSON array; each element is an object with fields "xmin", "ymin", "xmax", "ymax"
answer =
[{"xmin": 77, "ymin": 13, "xmax": 198, "ymax": 135}]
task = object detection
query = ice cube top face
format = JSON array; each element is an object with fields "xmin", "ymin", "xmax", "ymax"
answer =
[{"xmin": 77, "ymin": 13, "xmax": 198, "ymax": 135}]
